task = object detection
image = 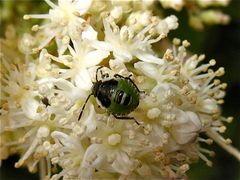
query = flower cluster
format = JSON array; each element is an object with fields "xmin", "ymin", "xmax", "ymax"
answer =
[{"xmin": 0, "ymin": 0, "xmax": 239, "ymax": 180}]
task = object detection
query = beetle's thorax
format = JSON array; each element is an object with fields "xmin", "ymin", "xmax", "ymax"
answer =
[{"xmin": 91, "ymin": 79, "xmax": 118, "ymax": 108}]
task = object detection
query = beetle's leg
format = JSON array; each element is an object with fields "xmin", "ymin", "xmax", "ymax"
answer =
[
  {"xmin": 78, "ymin": 94, "xmax": 93, "ymax": 121},
  {"xmin": 114, "ymin": 74, "xmax": 124, "ymax": 79},
  {"xmin": 126, "ymin": 75, "xmax": 146, "ymax": 94},
  {"xmin": 96, "ymin": 66, "xmax": 104, "ymax": 82},
  {"xmin": 114, "ymin": 74, "xmax": 145, "ymax": 94},
  {"xmin": 113, "ymin": 114, "xmax": 140, "ymax": 125}
]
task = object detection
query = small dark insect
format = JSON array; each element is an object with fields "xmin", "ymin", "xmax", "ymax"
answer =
[
  {"xmin": 42, "ymin": 97, "xmax": 50, "ymax": 107},
  {"xmin": 78, "ymin": 66, "xmax": 143, "ymax": 125}
]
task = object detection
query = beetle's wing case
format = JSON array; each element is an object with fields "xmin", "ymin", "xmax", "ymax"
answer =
[{"xmin": 108, "ymin": 78, "xmax": 139, "ymax": 115}]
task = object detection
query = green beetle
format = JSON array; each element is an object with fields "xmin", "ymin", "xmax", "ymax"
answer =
[{"xmin": 78, "ymin": 66, "xmax": 142, "ymax": 125}]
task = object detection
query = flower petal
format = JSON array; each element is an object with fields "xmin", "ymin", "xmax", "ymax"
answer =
[
  {"xmin": 134, "ymin": 62, "xmax": 159, "ymax": 79},
  {"xmin": 75, "ymin": 0, "xmax": 92, "ymax": 15},
  {"xmin": 82, "ymin": 25, "xmax": 97, "ymax": 40},
  {"xmin": 20, "ymin": 96, "xmax": 41, "ymax": 120},
  {"xmin": 74, "ymin": 68, "xmax": 92, "ymax": 90},
  {"xmin": 112, "ymin": 151, "xmax": 131, "ymax": 175},
  {"xmin": 84, "ymin": 50, "xmax": 109, "ymax": 67},
  {"xmin": 135, "ymin": 51, "xmax": 164, "ymax": 65},
  {"xmin": 171, "ymin": 109, "xmax": 201, "ymax": 145}
]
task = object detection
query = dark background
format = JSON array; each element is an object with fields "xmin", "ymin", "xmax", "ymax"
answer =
[{"xmin": 0, "ymin": 0, "xmax": 239, "ymax": 179}]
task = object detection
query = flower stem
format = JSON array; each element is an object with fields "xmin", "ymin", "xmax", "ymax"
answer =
[{"xmin": 39, "ymin": 158, "xmax": 47, "ymax": 180}]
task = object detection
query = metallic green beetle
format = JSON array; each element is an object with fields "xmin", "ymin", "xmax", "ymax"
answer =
[{"xmin": 78, "ymin": 66, "xmax": 142, "ymax": 125}]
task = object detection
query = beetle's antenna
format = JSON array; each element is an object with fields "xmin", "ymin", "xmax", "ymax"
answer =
[
  {"xmin": 96, "ymin": 66, "xmax": 104, "ymax": 82},
  {"xmin": 78, "ymin": 94, "xmax": 93, "ymax": 121}
]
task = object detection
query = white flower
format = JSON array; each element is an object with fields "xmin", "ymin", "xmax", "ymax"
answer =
[
  {"xmin": 80, "ymin": 120, "xmax": 147, "ymax": 177},
  {"xmin": 1, "ymin": 50, "xmax": 41, "ymax": 121},
  {"xmin": 50, "ymin": 131, "xmax": 85, "ymax": 180},
  {"xmin": 24, "ymin": 0, "xmax": 93, "ymax": 54},
  {"xmin": 48, "ymin": 38, "xmax": 109, "ymax": 90},
  {"xmin": 88, "ymin": 19, "xmax": 165, "ymax": 64}
]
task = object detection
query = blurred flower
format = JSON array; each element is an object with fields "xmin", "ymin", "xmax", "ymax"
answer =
[{"xmin": 158, "ymin": 0, "xmax": 231, "ymax": 30}]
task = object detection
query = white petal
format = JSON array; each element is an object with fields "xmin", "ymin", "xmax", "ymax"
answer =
[
  {"xmin": 109, "ymin": 59, "xmax": 127, "ymax": 72},
  {"xmin": 87, "ymin": 39, "xmax": 113, "ymax": 52},
  {"xmin": 56, "ymin": 37, "xmax": 68, "ymax": 55},
  {"xmin": 82, "ymin": 104, "xmax": 98, "ymax": 134},
  {"xmin": 84, "ymin": 50, "xmax": 109, "ymax": 67},
  {"xmin": 69, "ymin": 87, "xmax": 88, "ymax": 101},
  {"xmin": 135, "ymin": 51, "xmax": 164, "ymax": 65},
  {"xmin": 134, "ymin": 62, "xmax": 158, "ymax": 79},
  {"xmin": 82, "ymin": 25, "xmax": 97, "ymax": 40},
  {"xmin": 79, "ymin": 167, "xmax": 94, "ymax": 180},
  {"xmin": 27, "ymin": 63, "xmax": 37, "ymax": 81},
  {"xmin": 162, "ymin": 136, "xmax": 180, "ymax": 153},
  {"xmin": 68, "ymin": 44, "xmax": 77, "ymax": 57},
  {"xmin": 51, "ymin": 131, "xmax": 83, "ymax": 150},
  {"xmin": 199, "ymin": 98, "xmax": 218, "ymax": 114},
  {"xmin": 71, "ymin": 39, "xmax": 84, "ymax": 56},
  {"xmin": 74, "ymin": 68, "xmax": 92, "ymax": 90},
  {"xmin": 113, "ymin": 50, "xmax": 132, "ymax": 62},
  {"xmin": 53, "ymin": 78, "xmax": 74, "ymax": 91},
  {"xmin": 112, "ymin": 151, "xmax": 131, "ymax": 175},
  {"xmin": 81, "ymin": 144, "xmax": 105, "ymax": 168},
  {"xmin": 20, "ymin": 96, "xmax": 40, "ymax": 120},
  {"xmin": 75, "ymin": 0, "xmax": 92, "ymax": 15},
  {"xmin": 171, "ymin": 109, "xmax": 201, "ymax": 145}
]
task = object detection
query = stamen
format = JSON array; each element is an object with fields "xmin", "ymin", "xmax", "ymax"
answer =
[
  {"xmin": 15, "ymin": 137, "xmax": 39, "ymax": 168},
  {"xmin": 182, "ymin": 40, "xmax": 190, "ymax": 47},
  {"xmin": 32, "ymin": 25, "xmax": 39, "ymax": 31},
  {"xmin": 45, "ymin": 0, "xmax": 57, "ymax": 9},
  {"xmin": 199, "ymin": 147, "xmax": 215, "ymax": 157},
  {"xmin": 29, "ymin": 159, "xmax": 39, "ymax": 173},
  {"xmin": 206, "ymin": 128, "xmax": 240, "ymax": 161},
  {"xmin": 198, "ymin": 152, "xmax": 213, "ymax": 167},
  {"xmin": 24, "ymin": 14, "xmax": 50, "ymax": 19},
  {"xmin": 38, "ymin": 33, "xmax": 56, "ymax": 50},
  {"xmin": 173, "ymin": 38, "xmax": 181, "ymax": 45},
  {"xmin": 220, "ymin": 116, "xmax": 233, "ymax": 123},
  {"xmin": 198, "ymin": 137, "xmax": 213, "ymax": 145},
  {"xmin": 212, "ymin": 126, "xmax": 226, "ymax": 133}
]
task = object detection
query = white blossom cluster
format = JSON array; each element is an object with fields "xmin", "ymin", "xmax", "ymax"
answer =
[{"xmin": 0, "ymin": 0, "xmax": 239, "ymax": 180}]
